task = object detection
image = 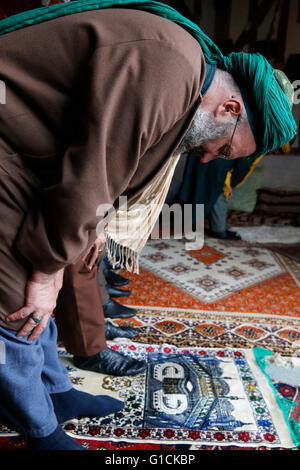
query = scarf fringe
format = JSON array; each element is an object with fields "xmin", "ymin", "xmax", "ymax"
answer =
[{"xmin": 105, "ymin": 233, "xmax": 140, "ymax": 274}]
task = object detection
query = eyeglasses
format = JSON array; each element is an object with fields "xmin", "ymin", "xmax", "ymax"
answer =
[{"xmin": 217, "ymin": 114, "xmax": 240, "ymax": 160}]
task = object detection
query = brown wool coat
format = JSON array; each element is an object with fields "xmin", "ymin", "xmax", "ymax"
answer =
[{"xmin": 0, "ymin": 9, "xmax": 205, "ymax": 329}]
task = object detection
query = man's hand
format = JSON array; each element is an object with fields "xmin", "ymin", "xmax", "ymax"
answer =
[
  {"xmin": 81, "ymin": 232, "xmax": 106, "ymax": 270},
  {"xmin": 6, "ymin": 268, "xmax": 64, "ymax": 341}
]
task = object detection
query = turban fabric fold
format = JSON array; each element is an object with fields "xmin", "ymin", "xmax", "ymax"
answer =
[{"xmin": 0, "ymin": 0, "xmax": 297, "ymax": 157}]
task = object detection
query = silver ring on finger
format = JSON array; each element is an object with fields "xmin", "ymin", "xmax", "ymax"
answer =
[{"xmin": 31, "ymin": 314, "xmax": 42, "ymax": 325}]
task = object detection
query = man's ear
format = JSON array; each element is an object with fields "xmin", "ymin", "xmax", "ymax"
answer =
[
  {"xmin": 224, "ymin": 98, "xmax": 243, "ymax": 116},
  {"xmin": 215, "ymin": 98, "xmax": 243, "ymax": 120}
]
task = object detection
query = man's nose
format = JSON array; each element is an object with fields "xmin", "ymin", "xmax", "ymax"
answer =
[{"xmin": 200, "ymin": 152, "xmax": 216, "ymax": 163}]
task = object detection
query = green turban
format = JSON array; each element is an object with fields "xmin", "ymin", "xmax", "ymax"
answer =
[
  {"xmin": 222, "ymin": 52, "xmax": 296, "ymax": 158},
  {"xmin": 0, "ymin": 0, "xmax": 297, "ymax": 158}
]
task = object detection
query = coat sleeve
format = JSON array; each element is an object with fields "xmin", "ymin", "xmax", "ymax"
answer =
[{"xmin": 15, "ymin": 40, "xmax": 202, "ymax": 274}]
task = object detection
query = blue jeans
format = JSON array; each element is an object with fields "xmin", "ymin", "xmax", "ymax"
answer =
[
  {"xmin": 208, "ymin": 193, "xmax": 228, "ymax": 233},
  {"xmin": 0, "ymin": 318, "xmax": 72, "ymax": 438}
]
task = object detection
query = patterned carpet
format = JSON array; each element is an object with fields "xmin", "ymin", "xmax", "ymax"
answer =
[
  {"xmin": 138, "ymin": 238, "xmax": 287, "ymax": 303},
  {"xmin": 0, "ymin": 0, "xmax": 297, "ymax": 453},
  {"xmin": 118, "ymin": 237, "xmax": 300, "ymax": 321},
  {"xmin": 113, "ymin": 309, "xmax": 300, "ymax": 357},
  {"xmin": 1, "ymin": 344, "xmax": 296, "ymax": 449},
  {"xmin": 113, "ymin": 236, "xmax": 300, "ymax": 450},
  {"xmin": 1, "ymin": 237, "xmax": 300, "ymax": 450},
  {"xmin": 114, "ymin": 238, "xmax": 300, "ymax": 357},
  {"xmin": 56, "ymin": 344, "xmax": 298, "ymax": 449}
]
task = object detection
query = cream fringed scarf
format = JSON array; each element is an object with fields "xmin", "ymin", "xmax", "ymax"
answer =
[{"xmin": 105, "ymin": 154, "xmax": 181, "ymax": 274}]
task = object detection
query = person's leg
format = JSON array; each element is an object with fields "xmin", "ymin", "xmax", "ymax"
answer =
[
  {"xmin": 102, "ymin": 254, "xmax": 131, "ymax": 286},
  {"xmin": 99, "ymin": 251, "xmax": 132, "ymax": 298},
  {"xmin": 208, "ymin": 193, "xmax": 241, "ymax": 240},
  {"xmin": 35, "ymin": 313, "xmax": 125, "ymax": 424},
  {"xmin": 54, "ymin": 254, "xmax": 147, "ymax": 376},
  {"xmin": 55, "ymin": 252, "xmax": 137, "ymax": 355},
  {"xmin": 40, "ymin": 317, "xmax": 72, "ymax": 394},
  {"xmin": 0, "ymin": 150, "xmax": 87, "ymax": 449},
  {"xmin": 55, "ymin": 258, "xmax": 107, "ymax": 357},
  {"xmin": 0, "ymin": 150, "xmax": 86, "ymax": 449},
  {"xmin": 98, "ymin": 256, "xmax": 138, "ymax": 319},
  {"xmin": 97, "ymin": 252, "xmax": 110, "ymax": 303},
  {"xmin": 0, "ymin": 325, "xmax": 59, "ymax": 438},
  {"xmin": 209, "ymin": 193, "xmax": 228, "ymax": 234},
  {"xmin": 0, "ymin": 324, "xmax": 86, "ymax": 450}
]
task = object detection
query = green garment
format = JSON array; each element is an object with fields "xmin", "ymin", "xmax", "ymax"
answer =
[
  {"xmin": 179, "ymin": 153, "xmax": 260, "ymax": 221},
  {"xmin": 254, "ymin": 348, "xmax": 300, "ymax": 448}
]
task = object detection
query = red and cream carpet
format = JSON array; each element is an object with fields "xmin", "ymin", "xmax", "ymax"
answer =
[{"xmin": 1, "ymin": 236, "xmax": 299, "ymax": 450}]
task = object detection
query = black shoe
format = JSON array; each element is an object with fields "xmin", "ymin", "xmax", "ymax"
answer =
[
  {"xmin": 103, "ymin": 255, "xmax": 121, "ymax": 271},
  {"xmin": 210, "ymin": 230, "xmax": 241, "ymax": 241},
  {"xmin": 103, "ymin": 298, "xmax": 137, "ymax": 319},
  {"xmin": 106, "ymin": 284, "xmax": 131, "ymax": 298},
  {"xmin": 105, "ymin": 322, "xmax": 139, "ymax": 340},
  {"xmin": 73, "ymin": 348, "xmax": 147, "ymax": 376},
  {"xmin": 103, "ymin": 268, "xmax": 130, "ymax": 287}
]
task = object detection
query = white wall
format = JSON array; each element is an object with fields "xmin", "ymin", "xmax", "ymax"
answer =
[{"xmin": 258, "ymin": 154, "xmax": 300, "ymax": 190}]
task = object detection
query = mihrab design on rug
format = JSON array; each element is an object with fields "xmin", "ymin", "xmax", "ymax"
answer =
[
  {"xmin": 1, "ymin": 238, "xmax": 299, "ymax": 450},
  {"xmin": 48, "ymin": 343, "xmax": 299, "ymax": 448},
  {"xmin": 1, "ymin": 342, "xmax": 298, "ymax": 448}
]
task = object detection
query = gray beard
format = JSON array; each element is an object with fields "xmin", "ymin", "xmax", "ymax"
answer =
[{"xmin": 175, "ymin": 108, "xmax": 234, "ymax": 155}]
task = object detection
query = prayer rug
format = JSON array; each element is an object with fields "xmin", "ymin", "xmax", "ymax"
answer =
[
  {"xmin": 52, "ymin": 343, "xmax": 296, "ymax": 448},
  {"xmin": 0, "ymin": 417, "xmax": 177, "ymax": 451},
  {"xmin": 0, "ymin": 425, "xmax": 181, "ymax": 450},
  {"xmin": 227, "ymin": 210, "xmax": 297, "ymax": 227},
  {"xmin": 118, "ymin": 254, "xmax": 300, "ymax": 319},
  {"xmin": 191, "ymin": 348, "xmax": 300, "ymax": 451},
  {"xmin": 254, "ymin": 348, "xmax": 300, "ymax": 447},
  {"xmin": 1, "ymin": 343, "xmax": 298, "ymax": 449},
  {"xmin": 112, "ymin": 310, "xmax": 300, "ymax": 357},
  {"xmin": 138, "ymin": 238, "xmax": 286, "ymax": 303},
  {"xmin": 0, "ymin": 431, "xmax": 174, "ymax": 451},
  {"xmin": 272, "ymin": 245, "xmax": 300, "ymax": 264},
  {"xmin": 277, "ymin": 258, "xmax": 300, "ymax": 287}
]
